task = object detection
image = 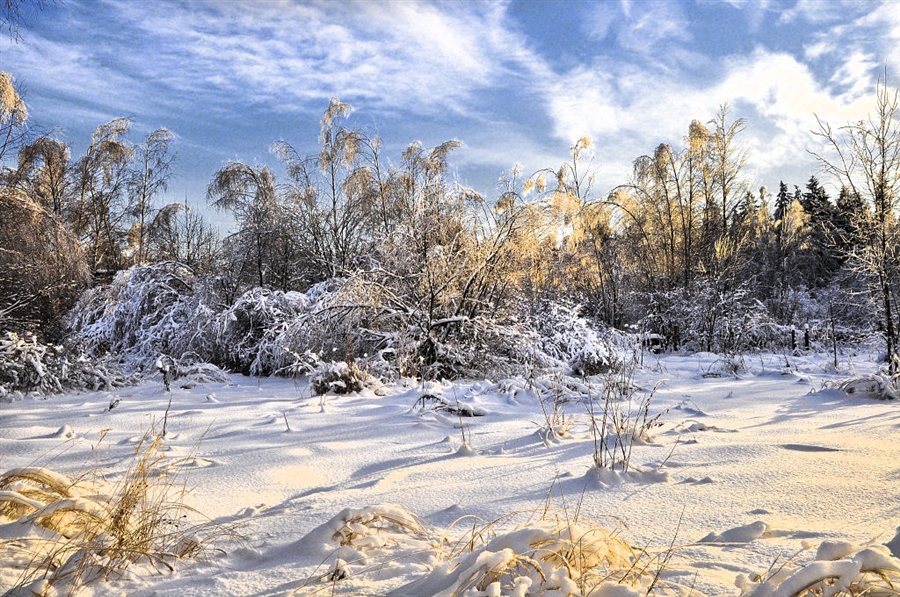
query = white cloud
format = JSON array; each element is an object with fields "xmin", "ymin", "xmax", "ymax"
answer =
[
  {"xmin": 540, "ymin": 48, "xmax": 880, "ymax": 191},
  {"xmin": 777, "ymin": 0, "xmax": 856, "ymax": 25},
  {"xmin": 585, "ymin": 0, "xmax": 691, "ymax": 59},
  {"xmin": 796, "ymin": 0, "xmax": 898, "ymax": 80}
]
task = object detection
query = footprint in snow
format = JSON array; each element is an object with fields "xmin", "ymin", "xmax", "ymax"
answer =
[{"xmin": 680, "ymin": 476, "xmax": 715, "ymax": 485}]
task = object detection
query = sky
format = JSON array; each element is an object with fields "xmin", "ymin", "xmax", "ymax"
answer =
[{"xmin": 1, "ymin": 0, "xmax": 898, "ymax": 228}]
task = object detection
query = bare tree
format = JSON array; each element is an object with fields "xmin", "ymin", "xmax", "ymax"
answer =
[
  {"xmin": 128, "ymin": 128, "xmax": 175, "ymax": 265},
  {"xmin": 148, "ymin": 202, "xmax": 218, "ymax": 271},
  {"xmin": 1, "ymin": 0, "xmax": 48, "ymax": 41},
  {"xmin": 814, "ymin": 74, "xmax": 900, "ymax": 370},
  {"xmin": 708, "ymin": 104, "xmax": 748, "ymax": 248}
]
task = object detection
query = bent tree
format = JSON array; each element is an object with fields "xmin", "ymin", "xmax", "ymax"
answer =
[{"xmin": 815, "ymin": 75, "xmax": 900, "ymax": 371}]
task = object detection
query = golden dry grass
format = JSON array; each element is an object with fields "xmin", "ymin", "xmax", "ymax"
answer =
[{"xmin": 0, "ymin": 429, "xmax": 237, "ymax": 597}]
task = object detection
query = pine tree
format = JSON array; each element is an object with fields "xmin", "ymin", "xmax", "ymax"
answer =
[{"xmin": 799, "ymin": 176, "xmax": 839, "ymax": 286}]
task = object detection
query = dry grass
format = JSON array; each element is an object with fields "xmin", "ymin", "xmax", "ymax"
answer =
[
  {"xmin": 585, "ymin": 361, "xmax": 667, "ymax": 473},
  {"xmin": 294, "ymin": 502, "xmax": 708, "ymax": 596},
  {"xmin": 738, "ymin": 544, "xmax": 900, "ymax": 597},
  {"xmin": 833, "ymin": 365, "xmax": 900, "ymax": 400},
  {"xmin": 330, "ymin": 505, "xmax": 430, "ymax": 548},
  {"xmin": 0, "ymin": 429, "xmax": 238, "ymax": 597},
  {"xmin": 432, "ymin": 508, "xmax": 641, "ymax": 596}
]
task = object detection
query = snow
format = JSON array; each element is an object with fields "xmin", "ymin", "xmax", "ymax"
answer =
[{"xmin": 1, "ymin": 351, "xmax": 898, "ymax": 596}]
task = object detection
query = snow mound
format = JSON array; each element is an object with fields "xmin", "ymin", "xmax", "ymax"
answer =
[
  {"xmin": 737, "ymin": 543, "xmax": 900, "ymax": 597},
  {"xmin": 832, "ymin": 364, "xmax": 900, "ymax": 400},
  {"xmin": 701, "ymin": 520, "xmax": 770, "ymax": 543},
  {"xmin": 391, "ymin": 516, "xmax": 638, "ymax": 597}
]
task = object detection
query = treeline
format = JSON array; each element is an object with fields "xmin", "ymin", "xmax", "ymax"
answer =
[{"xmin": 1, "ymin": 72, "xmax": 898, "ymax": 376}]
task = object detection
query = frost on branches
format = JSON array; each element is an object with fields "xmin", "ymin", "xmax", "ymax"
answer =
[
  {"xmin": 0, "ymin": 332, "xmax": 132, "ymax": 398},
  {"xmin": 64, "ymin": 263, "xmax": 625, "ymax": 383}
]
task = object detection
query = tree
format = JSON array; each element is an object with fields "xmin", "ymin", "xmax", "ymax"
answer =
[
  {"xmin": 0, "ymin": 188, "xmax": 89, "ymax": 335},
  {"xmin": 273, "ymin": 99, "xmax": 381, "ymax": 283},
  {"xmin": 10, "ymin": 135, "xmax": 71, "ymax": 216},
  {"xmin": 71, "ymin": 118, "xmax": 134, "ymax": 275},
  {"xmin": 814, "ymin": 75, "xmax": 900, "ymax": 370},
  {"xmin": 0, "ymin": 71, "xmax": 27, "ymax": 165},
  {"xmin": 147, "ymin": 202, "xmax": 218, "ymax": 271},
  {"xmin": 833, "ymin": 185, "xmax": 867, "ymax": 257},
  {"xmin": 207, "ymin": 161, "xmax": 281, "ymax": 289},
  {"xmin": 799, "ymin": 176, "xmax": 839, "ymax": 286},
  {"xmin": 708, "ymin": 104, "xmax": 748, "ymax": 248},
  {"xmin": 128, "ymin": 128, "xmax": 175, "ymax": 265}
]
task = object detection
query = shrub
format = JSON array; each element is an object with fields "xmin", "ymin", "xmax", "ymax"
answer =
[
  {"xmin": 396, "ymin": 510, "xmax": 640, "ymax": 597},
  {"xmin": 737, "ymin": 541, "xmax": 900, "ymax": 597},
  {"xmin": 586, "ymin": 360, "xmax": 667, "ymax": 473},
  {"xmin": 0, "ymin": 331, "xmax": 134, "ymax": 398},
  {"xmin": 0, "ymin": 190, "xmax": 90, "ymax": 336},
  {"xmin": 65, "ymin": 262, "xmax": 206, "ymax": 367},
  {"xmin": 310, "ymin": 360, "xmax": 369, "ymax": 395},
  {"xmin": 212, "ymin": 286, "xmax": 309, "ymax": 375},
  {"xmin": 530, "ymin": 300, "xmax": 618, "ymax": 376},
  {"xmin": 833, "ymin": 360, "xmax": 900, "ymax": 400}
]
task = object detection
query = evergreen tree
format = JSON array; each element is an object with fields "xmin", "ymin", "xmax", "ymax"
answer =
[
  {"xmin": 799, "ymin": 176, "xmax": 839, "ymax": 286},
  {"xmin": 833, "ymin": 186, "xmax": 867, "ymax": 259},
  {"xmin": 773, "ymin": 180, "xmax": 791, "ymax": 223}
]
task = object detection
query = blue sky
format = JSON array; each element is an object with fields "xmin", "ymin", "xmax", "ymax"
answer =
[{"xmin": 2, "ymin": 0, "xmax": 898, "ymax": 225}]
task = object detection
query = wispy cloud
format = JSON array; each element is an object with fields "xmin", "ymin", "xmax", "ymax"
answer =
[
  {"xmin": 616, "ymin": 1, "xmax": 692, "ymax": 57},
  {"xmin": 101, "ymin": 0, "xmax": 541, "ymax": 119}
]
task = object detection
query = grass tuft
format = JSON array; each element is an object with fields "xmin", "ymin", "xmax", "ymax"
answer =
[{"xmin": 0, "ymin": 429, "xmax": 238, "ymax": 597}]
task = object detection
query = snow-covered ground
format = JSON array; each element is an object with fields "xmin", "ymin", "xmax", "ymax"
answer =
[{"xmin": 2, "ymin": 351, "xmax": 898, "ymax": 596}]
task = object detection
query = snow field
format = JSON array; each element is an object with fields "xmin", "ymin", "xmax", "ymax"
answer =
[{"xmin": 1, "ymin": 351, "xmax": 898, "ymax": 596}]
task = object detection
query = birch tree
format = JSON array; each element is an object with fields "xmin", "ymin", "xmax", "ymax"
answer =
[{"xmin": 128, "ymin": 128, "xmax": 175, "ymax": 265}]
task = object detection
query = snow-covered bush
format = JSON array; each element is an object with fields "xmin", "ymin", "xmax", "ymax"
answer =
[
  {"xmin": 269, "ymin": 277, "xmax": 399, "ymax": 375},
  {"xmin": 0, "ymin": 331, "xmax": 133, "ymax": 398},
  {"xmin": 66, "ymin": 262, "xmax": 209, "ymax": 368},
  {"xmin": 0, "ymin": 331, "xmax": 66, "ymax": 395},
  {"xmin": 273, "ymin": 276, "xmax": 543, "ymax": 381},
  {"xmin": 212, "ymin": 286, "xmax": 309, "ymax": 375},
  {"xmin": 643, "ymin": 282, "xmax": 788, "ymax": 355},
  {"xmin": 310, "ymin": 360, "xmax": 368, "ymax": 395},
  {"xmin": 833, "ymin": 360, "xmax": 900, "ymax": 400},
  {"xmin": 529, "ymin": 300, "xmax": 619, "ymax": 375},
  {"xmin": 66, "ymin": 263, "xmax": 313, "ymax": 377}
]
